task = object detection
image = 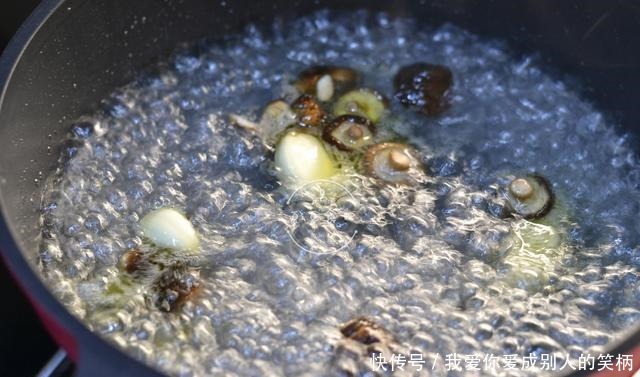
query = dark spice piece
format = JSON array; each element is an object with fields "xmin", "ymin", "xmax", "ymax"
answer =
[{"xmin": 340, "ymin": 316, "xmax": 387, "ymax": 345}]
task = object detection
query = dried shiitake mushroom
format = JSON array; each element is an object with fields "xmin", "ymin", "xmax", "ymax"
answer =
[
  {"xmin": 364, "ymin": 142, "xmax": 421, "ymax": 184},
  {"xmin": 333, "ymin": 89, "xmax": 388, "ymax": 123},
  {"xmin": 335, "ymin": 317, "xmax": 404, "ymax": 376},
  {"xmin": 340, "ymin": 316, "xmax": 391, "ymax": 345},
  {"xmin": 393, "ymin": 62, "xmax": 453, "ymax": 116},
  {"xmin": 120, "ymin": 248, "xmax": 145, "ymax": 274},
  {"xmin": 322, "ymin": 114, "xmax": 375, "ymax": 151},
  {"xmin": 291, "ymin": 94, "xmax": 327, "ymax": 127},
  {"xmin": 150, "ymin": 265, "xmax": 201, "ymax": 312},
  {"xmin": 505, "ymin": 175, "xmax": 554, "ymax": 219}
]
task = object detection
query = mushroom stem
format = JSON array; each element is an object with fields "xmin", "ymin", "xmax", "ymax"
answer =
[
  {"xmin": 509, "ymin": 178, "xmax": 533, "ymax": 200},
  {"xmin": 347, "ymin": 124, "xmax": 364, "ymax": 140},
  {"xmin": 388, "ymin": 149, "xmax": 411, "ymax": 171}
]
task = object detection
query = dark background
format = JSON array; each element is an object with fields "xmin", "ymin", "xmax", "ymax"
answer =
[{"xmin": 1, "ymin": 3, "xmax": 58, "ymax": 377}]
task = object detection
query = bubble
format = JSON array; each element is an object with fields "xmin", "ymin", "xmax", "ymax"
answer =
[{"xmin": 175, "ymin": 56, "xmax": 202, "ymax": 73}]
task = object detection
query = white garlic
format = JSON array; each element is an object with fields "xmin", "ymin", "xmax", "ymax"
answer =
[
  {"xmin": 316, "ymin": 74, "xmax": 334, "ymax": 101},
  {"xmin": 140, "ymin": 208, "xmax": 200, "ymax": 251},
  {"xmin": 274, "ymin": 131, "xmax": 337, "ymax": 185}
]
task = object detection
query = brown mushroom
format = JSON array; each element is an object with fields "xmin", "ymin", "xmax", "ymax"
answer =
[
  {"xmin": 364, "ymin": 142, "xmax": 421, "ymax": 184},
  {"xmin": 322, "ymin": 114, "xmax": 375, "ymax": 151},
  {"xmin": 291, "ymin": 94, "xmax": 327, "ymax": 128},
  {"xmin": 505, "ymin": 175, "xmax": 554, "ymax": 219},
  {"xmin": 393, "ymin": 62, "xmax": 453, "ymax": 116},
  {"xmin": 340, "ymin": 317, "xmax": 389, "ymax": 345},
  {"xmin": 335, "ymin": 317, "xmax": 403, "ymax": 376},
  {"xmin": 333, "ymin": 89, "xmax": 388, "ymax": 123},
  {"xmin": 150, "ymin": 265, "xmax": 201, "ymax": 312}
]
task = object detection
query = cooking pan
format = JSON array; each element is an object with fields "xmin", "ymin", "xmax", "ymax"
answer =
[{"xmin": 1, "ymin": 0, "xmax": 640, "ymax": 376}]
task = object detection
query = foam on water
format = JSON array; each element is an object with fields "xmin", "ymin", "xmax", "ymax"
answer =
[{"xmin": 38, "ymin": 11, "xmax": 640, "ymax": 377}]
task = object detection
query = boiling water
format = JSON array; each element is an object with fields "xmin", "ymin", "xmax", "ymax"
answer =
[{"xmin": 38, "ymin": 11, "xmax": 640, "ymax": 377}]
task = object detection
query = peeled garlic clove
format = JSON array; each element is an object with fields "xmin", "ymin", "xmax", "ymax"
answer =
[
  {"xmin": 140, "ymin": 208, "xmax": 200, "ymax": 251},
  {"xmin": 274, "ymin": 131, "xmax": 337, "ymax": 185},
  {"xmin": 316, "ymin": 74, "xmax": 334, "ymax": 101},
  {"xmin": 334, "ymin": 89, "xmax": 388, "ymax": 123}
]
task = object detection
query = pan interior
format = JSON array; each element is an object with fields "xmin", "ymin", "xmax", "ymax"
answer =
[{"xmin": 18, "ymin": 9, "xmax": 640, "ymax": 377}]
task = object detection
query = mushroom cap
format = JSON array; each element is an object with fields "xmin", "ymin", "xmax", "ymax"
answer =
[
  {"xmin": 364, "ymin": 142, "xmax": 420, "ymax": 184},
  {"xmin": 393, "ymin": 62, "xmax": 453, "ymax": 116},
  {"xmin": 258, "ymin": 100, "xmax": 297, "ymax": 144},
  {"xmin": 506, "ymin": 175, "xmax": 554, "ymax": 219},
  {"xmin": 291, "ymin": 94, "xmax": 326, "ymax": 128},
  {"xmin": 322, "ymin": 114, "xmax": 376, "ymax": 151},
  {"xmin": 334, "ymin": 89, "xmax": 388, "ymax": 123},
  {"xmin": 151, "ymin": 265, "xmax": 201, "ymax": 312}
]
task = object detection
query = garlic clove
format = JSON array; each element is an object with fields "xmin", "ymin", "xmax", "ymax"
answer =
[
  {"xmin": 140, "ymin": 208, "xmax": 200, "ymax": 251},
  {"xmin": 316, "ymin": 74, "xmax": 335, "ymax": 101},
  {"xmin": 274, "ymin": 131, "xmax": 337, "ymax": 185}
]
